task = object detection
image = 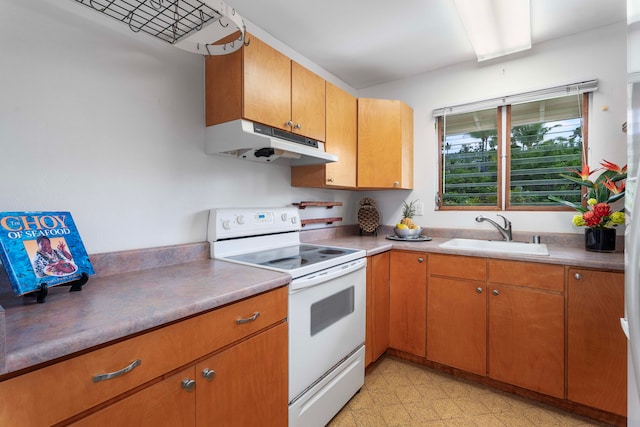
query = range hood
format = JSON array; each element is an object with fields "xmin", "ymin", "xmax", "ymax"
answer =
[{"xmin": 205, "ymin": 120, "xmax": 338, "ymax": 166}]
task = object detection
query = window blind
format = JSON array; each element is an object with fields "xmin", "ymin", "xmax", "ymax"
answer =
[{"xmin": 433, "ymin": 80, "xmax": 597, "ymax": 118}]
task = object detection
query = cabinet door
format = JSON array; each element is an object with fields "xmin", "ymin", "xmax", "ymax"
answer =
[
  {"xmin": 291, "ymin": 61, "xmax": 325, "ymax": 141},
  {"xmin": 196, "ymin": 322, "xmax": 288, "ymax": 426},
  {"xmin": 366, "ymin": 252, "xmax": 390, "ymax": 366},
  {"xmin": 568, "ymin": 269, "xmax": 626, "ymax": 416},
  {"xmin": 427, "ymin": 276, "xmax": 486, "ymax": 375},
  {"xmin": 389, "ymin": 251, "xmax": 426, "ymax": 357},
  {"xmin": 71, "ymin": 367, "xmax": 196, "ymax": 427},
  {"xmin": 324, "ymin": 82, "xmax": 356, "ymax": 186},
  {"xmin": 243, "ymin": 36, "xmax": 291, "ymax": 131},
  {"xmin": 488, "ymin": 284, "xmax": 564, "ymax": 398},
  {"xmin": 205, "ymin": 48, "xmax": 242, "ymax": 126},
  {"xmin": 366, "ymin": 258, "xmax": 374, "ymax": 366},
  {"xmin": 358, "ymin": 98, "xmax": 413, "ymax": 189},
  {"xmin": 290, "ymin": 82, "xmax": 357, "ymax": 189}
]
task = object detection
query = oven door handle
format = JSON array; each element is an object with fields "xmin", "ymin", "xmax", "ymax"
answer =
[{"xmin": 289, "ymin": 258, "xmax": 366, "ymax": 292}]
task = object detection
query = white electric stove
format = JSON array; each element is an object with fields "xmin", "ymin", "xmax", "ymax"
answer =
[{"xmin": 208, "ymin": 207, "xmax": 366, "ymax": 427}]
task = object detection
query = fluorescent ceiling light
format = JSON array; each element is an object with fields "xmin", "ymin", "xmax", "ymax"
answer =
[{"xmin": 454, "ymin": 0, "xmax": 531, "ymax": 62}]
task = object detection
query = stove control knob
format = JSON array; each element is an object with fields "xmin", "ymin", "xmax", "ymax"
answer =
[
  {"xmin": 237, "ymin": 215, "xmax": 245, "ymax": 225},
  {"xmin": 222, "ymin": 220, "xmax": 231, "ymax": 230},
  {"xmin": 281, "ymin": 213, "xmax": 288, "ymax": 222},
  {"xmin": 291, "ymin": 216, "xmax": 297, "ymax": 224}
]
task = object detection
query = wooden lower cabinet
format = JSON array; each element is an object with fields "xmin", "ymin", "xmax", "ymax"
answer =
[
  {"xmin": 389, "ymin": 251, "xmax": 426, "ymax": 357},
  {"xmin": 72, "ymin": 323, "xmax": 287, "ymax": 427},
  {"xmin": 71, "ymin": 366, "xmax": 197, "ymax": 427},
  {"xmin": 427, "ymin": 257, "xmax": 565, "ymax": 397},
  {"xmin": 568, "ymin": 268, "xmax": 626, "ymax": 416},
  {"xmin": 366, "ymin": 252, "xmax": 390, "ymax": 366},
  {"xmin": 0, "ymin": 287, "xmax": 288, "ymax": 427},
  {"xmin": 427, "ymin": 254, "xmax": 487, "ymax": 375},
  {"xmin": 488, "ymin": 260, "xmax": 565, "ymax": 398},
  {"xmin": 381, "ymin": 251, "xmax": 624, "ymax": 423},
  {"xmin": 427, "ymin": 276, "xmax": 487, "ymax": 375},
  {"xmin": 488, "ymin": 282, "xmax": 565, "ymax": 398},
  {"xmin": 196, "ymin": 322, "xmax": 288, "ymax": 426}
]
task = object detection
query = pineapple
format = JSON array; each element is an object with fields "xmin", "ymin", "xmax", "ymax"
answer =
[{"xmin": 400, "ymin": 199, "xmax": 417, "ymax": 228}]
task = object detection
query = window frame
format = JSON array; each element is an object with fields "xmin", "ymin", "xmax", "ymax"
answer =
[{"xmin": 437, "ymin": 93, "xmax": 590, "ymax": 211}]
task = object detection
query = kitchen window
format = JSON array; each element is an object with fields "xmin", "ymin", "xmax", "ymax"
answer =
[{"xmin": 435, "ymin": 81, "xmax": 596, "ymax": 210}]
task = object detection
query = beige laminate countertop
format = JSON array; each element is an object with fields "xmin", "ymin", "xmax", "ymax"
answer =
[
  {"xmin": 0, "ymin": 232, "xmax": 623, "ymax": 378},
  {"xmin": 305, "ymin": 234, "xmax": 625, "ymax": 271},
  {"xmin": 0, "ymin": 259, "xmax": 290, "ymax": 376}
]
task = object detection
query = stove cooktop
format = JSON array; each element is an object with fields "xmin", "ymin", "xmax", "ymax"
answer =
[{"xmin": 226, "ymin": 244, "xmax": 359, "ymax": 271}]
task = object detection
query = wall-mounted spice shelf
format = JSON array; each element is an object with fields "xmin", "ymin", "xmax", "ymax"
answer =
[
  {"xmin": 300, "ymin": 217, "xmax": 342, "ymax": 226},
  {"xmin": 294, "ymin": 202, "xmax": 342, "ymax": 226},
  {"xmin": 293, "ymin": 201, "xmax": 343, "ymax": 209}
]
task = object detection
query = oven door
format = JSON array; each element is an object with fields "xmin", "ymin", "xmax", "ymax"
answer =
[{"xmin": 288, "ymin": 258, "xmax": 367, "ymax": 403}]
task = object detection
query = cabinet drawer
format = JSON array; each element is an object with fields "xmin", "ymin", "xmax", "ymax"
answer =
[
  {"xmin": 488, "ymin": 260, "xmax": 564, "ymax": 292},
  {"xmin": 188, "ymin": 285, "xmax": 288, "ymax": 359},
  {"xmin": 429, "ymin": 254, "xmax": 487, "ymax": 281},
  {"xmin": 0, "ymin": 286, "xmax": 287, "ymax": 426}
]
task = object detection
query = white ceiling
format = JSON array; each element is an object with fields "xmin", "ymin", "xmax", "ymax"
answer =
[{"xmin": 226, "ymin": 0, "xmax": 627, "ymax": 90}]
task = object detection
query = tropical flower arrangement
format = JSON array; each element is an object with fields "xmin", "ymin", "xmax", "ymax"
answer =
[{"xmin": 549, "ymin": 160, "xmax": 627, "ymax": 228}]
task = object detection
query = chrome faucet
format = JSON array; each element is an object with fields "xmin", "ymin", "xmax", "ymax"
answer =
[{"xmin": 475, "ymin": 215, "xmax": 513, "ymax": 241}]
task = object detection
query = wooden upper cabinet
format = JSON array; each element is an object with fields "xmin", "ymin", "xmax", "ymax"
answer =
[
  {"xmin": 205, "ymin": 34, "xmax": 325, "ymax": 141},
  {"xmin": 242, "ymin": 35, "xmax": 291, "ymax": 132},
  {"xmin": 291, "ymin": 82, "xmax": 357, "ymax": 188},
  {"xmin": 358, "ymin": 98, "xmax": 414, "ymax": 189},
  {"xmin": 568, "ymin": 269, "xmax": 626, "ymax": 416},
  {"xmin": 291, "ymin": 61, "xmax": 325, "ymax": 141}
]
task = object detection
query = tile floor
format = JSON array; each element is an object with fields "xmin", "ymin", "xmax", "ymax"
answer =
[{"xmin": 328, "ymin": 355, "xmax": 614, "ymax": 427}]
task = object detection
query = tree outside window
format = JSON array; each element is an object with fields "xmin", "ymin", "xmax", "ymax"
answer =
[{"xmin": 437, "ymin": 93, "xmax": 587, "ymax": 210}]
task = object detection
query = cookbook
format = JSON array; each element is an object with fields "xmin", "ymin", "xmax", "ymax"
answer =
[{"xmin": 0, "ymin": 211, "xmax": 94, "ymax": 296}]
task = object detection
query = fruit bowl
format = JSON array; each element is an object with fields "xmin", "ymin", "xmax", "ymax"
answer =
[{"xmin": 394, "ymin": 226, "xmax": 422, "ymax": 239}]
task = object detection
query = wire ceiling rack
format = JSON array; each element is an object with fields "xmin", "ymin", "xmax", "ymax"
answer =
[{"xmin": 74, "ymin": 0, "xmax": 247, "ymax": 54}]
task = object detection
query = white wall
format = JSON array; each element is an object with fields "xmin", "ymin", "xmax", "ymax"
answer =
[
  {"xmin": 359, "ymin": 23, "xmax": 628, "ymax": 236},
  {"xmin": 0, "ymin": 1, "xmax": 628, "ymax": 255},
  {"xmin": 0, "ymin": 0, "xmax": 358, "ymax": 254}
]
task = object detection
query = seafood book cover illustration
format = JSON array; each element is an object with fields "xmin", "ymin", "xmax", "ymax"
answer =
[{"xmin": 0, "ymin": 212, "xmax": 95, "ymax": 296}]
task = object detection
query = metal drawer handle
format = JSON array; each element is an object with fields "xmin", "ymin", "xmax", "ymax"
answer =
[
  {"xmin": 418, "ymin": 257, "xmax": 424, "ymax": 263},
  {"xmin": 492, "ymin": 289, "xmax": 500, "ymax": 296},
  {"xmin": 476, "ymin": 287, "xmax": 483, "ymax": 294},
  {"xmin": 574, "ymin": 273, "xmax": 582, "ymax": 280},
  {"xmin": 236, "ymin": 311, "xmax": 260, "ymax": 325},
  {"xmin": 93, "ymin": 359, "xmax": 141, "ymax": 383}
]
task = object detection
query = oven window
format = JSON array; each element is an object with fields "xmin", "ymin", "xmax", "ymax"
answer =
[{"xmin": 310, "ymin": 287, "xmax": 355, "ymax": 336}]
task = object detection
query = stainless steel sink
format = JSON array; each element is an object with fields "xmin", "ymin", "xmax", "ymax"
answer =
[{"xmin": 438, "ymin": 238, "xmax": 549, "ymax": 256}]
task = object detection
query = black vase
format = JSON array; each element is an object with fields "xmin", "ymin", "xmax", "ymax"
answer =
[{"xmin": 584, "ymin": 228, "xmax": 617, "ymax": 253}]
